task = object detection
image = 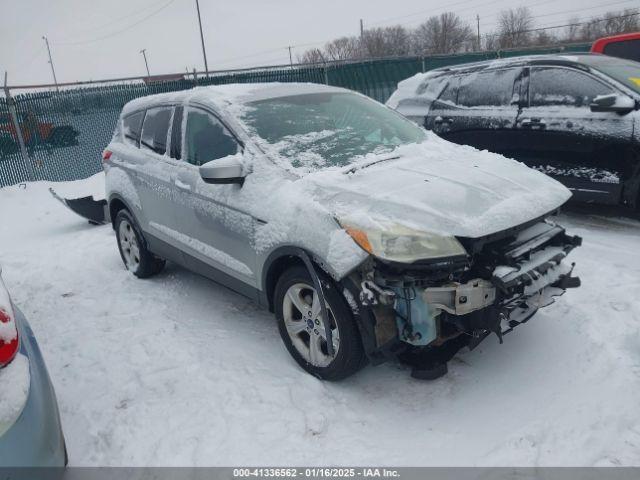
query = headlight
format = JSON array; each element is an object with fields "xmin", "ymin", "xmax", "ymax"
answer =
[{"xmin": 342, "ymin": 222, "xmax": 467, "ymax": 263}]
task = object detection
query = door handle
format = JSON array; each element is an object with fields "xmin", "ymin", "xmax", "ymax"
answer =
[
  {"xmin": 434, "ymin": 116, "xmax": 454, "ymax": 125},
  {"xmin": 520, "ymin": 118, "xmax": 546, "ymax": 129},
  {"xmin": 173, "ymin": 171, "xmax": 193, "ymax": 191},
  {"xmin": 175, "ymin": 179, "xmax": 191, "ymax": 191}
]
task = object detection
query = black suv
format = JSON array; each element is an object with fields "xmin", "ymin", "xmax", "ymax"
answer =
[{"xmin": 387, "ymin": 54, "xmax": 640, "ymax": 208}]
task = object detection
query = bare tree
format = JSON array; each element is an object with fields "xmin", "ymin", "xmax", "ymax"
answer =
[
  {"xmin": 564, "ymin": 16, "xmax": 581, "ymax": 42},
  {"xmin": 483, "ymin": 33, "xmax": 499, "ymax": 52},
  {"xmin": 359, "ymin": 28, "xmax": 387, "ymax": 57},
  {"xmin": 497, "ymin": 7, "xmax": 534, "ymax": 48},
  {"xmin": 325, "ymin": 36, "xmax": 362, "ymax": 61},
  {"xmin": 382, "ymin": 25, "xmax": 412, "ymax": 56},
  {"xmin": 533, "ymin": 29, "xmax": 556, "ymax": 46},
  {"xmin": 579, "ymin": 9, "xmax": 639, "ymax": 40},
  {"xmin": 602, "ymin": 8, "xmax": 639, "ymax": 35},
  {"xmin": 412, "ymin": 12, "xmax": 472, "ymax": 55},
  {"xmin": 298, "ymin": 6, "xmax": 638, "ymax": 65},
  {"xmin": 579, "ymin": 18, "xmax": 606, "ymax": 41},
  {"xmin": 298, "ymin": 48, "xmax": 326, "ymax": 64}
]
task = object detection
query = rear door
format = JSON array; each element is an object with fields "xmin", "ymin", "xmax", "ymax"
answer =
[
  {"xmin": 169, "ymin": 105, "xmax": 259, "ymax": 292},
  {"xmin": 515, "ymin": 66, "xmax": 633, "ymax": 202},
  {"xmin": 426, "ymin": 67, "xmax": 522, "ymax": 157},
  {"xmin": 133, "ymin": 105, "xmax": 184, "ymax": 237}
]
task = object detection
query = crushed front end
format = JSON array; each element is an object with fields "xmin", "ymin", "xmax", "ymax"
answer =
[{"xmin": 343, "ymin": 218, "xmax": 582, "ymax": 378}]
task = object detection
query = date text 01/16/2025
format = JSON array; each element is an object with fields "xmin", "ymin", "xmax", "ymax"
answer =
[{"xmin": 232, "ymin": 468, "xmax": 400, "ymax": 478}]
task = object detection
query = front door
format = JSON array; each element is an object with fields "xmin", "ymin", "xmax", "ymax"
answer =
[
  {"xmin": 514, "ymin": 66, "xmax": 634, "ymax": 202},
  {"xmin": 170, "ymin": 105, "xmax": 259, "ymax": 294}
]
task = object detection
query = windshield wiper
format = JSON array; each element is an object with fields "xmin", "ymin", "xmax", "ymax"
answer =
[{"xmin": 344, "ymin": 155, "xmax": 401, "ymax": 174}]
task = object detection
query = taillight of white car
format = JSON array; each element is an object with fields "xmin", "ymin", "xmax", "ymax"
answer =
[
  {"xmin": 0, "ymin": 274, "xmax": 30, "ymax": 438},
  {"xmin": 0, "ymin": 279, "xmax": 18, "ymax": 369}
]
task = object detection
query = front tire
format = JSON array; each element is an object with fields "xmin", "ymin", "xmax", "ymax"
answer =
[
  {"xmin": 114, "ymin": 209, "xmax": 165, "ymax": 278},
  {"xmin": 274, "ymin": 265, "xmax": 365, "ymax": 380}
]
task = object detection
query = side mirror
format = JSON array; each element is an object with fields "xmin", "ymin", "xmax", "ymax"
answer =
[
  {"xmin": 199, "ymin": 154, "xmax": 245, "ymax": 185},
  {"xmin": 590, "ymin": 94, "xmax": 635, "ymax": 114}
]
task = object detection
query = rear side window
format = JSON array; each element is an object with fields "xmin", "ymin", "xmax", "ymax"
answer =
[
  {"xmin": 437, "ymin": 76, "xmax": 459, "ymax": 104},
  {"xmin": 603, "ymin": 39, "xmax": 640, "ymax": 63},
  {"xmin": 122, "ymin": 111, "xmax": 145, "ymax": 147},
  {"xmin": 140, "ymin": 107, "xmax": 172, "ymax": 155},
  {"xmin": 185, "ymin": 109, "xmax": 239, "ymax": 166},
  {"xmin": 170, "ymin": 106, "xmax": 183, "ymax": 160},
  {"xmin": 529, "ymin": 67, "xmax": 615, "ymax": 107},
  {"xmin": 457, "ymin": 68, "xmax": 520, "ymax": 107}
]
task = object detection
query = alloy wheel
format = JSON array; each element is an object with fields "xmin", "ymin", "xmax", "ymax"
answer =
[
  {"xmin": 118, "ymin": 219, "xmax": 141, "ymax": 271},
  {"xmin": 282, "ymin": 282, "xmax": 340, "ymax": 367}
]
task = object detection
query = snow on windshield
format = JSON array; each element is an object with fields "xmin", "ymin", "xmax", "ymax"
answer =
[{"xmin": 236, "ymin": 92, "xmax": 426, "ymax": 173}]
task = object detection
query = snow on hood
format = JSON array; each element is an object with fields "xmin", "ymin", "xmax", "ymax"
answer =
[{"xmin": 299, "ymin": 133, "xmax": 572, "ymax": 239}]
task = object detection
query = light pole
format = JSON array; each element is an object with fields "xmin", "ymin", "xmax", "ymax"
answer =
[
  {"xmin": 195, "ymin": 0, "xmax": 209, "ymax": 76},
  {"xmin": 42, "ymin": 36, "xmax": 59, "ymax": 91},
  {"xmin": 140, "ymin": 49, "xmax": 150, "ymax": 77}
]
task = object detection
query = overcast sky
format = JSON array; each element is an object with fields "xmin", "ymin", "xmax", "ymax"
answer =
[{"xmin": 0, "ymin": 0, "xmax": 632, "ymax": 86}]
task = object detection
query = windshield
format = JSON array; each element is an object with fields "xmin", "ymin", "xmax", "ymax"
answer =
[
  {"xmin": 580, "ymin": 55, "xmax": 640, "ymax": 94},
  {"xmin": 239, "ymin": 92, "xmax": 426, "ymax": 172}
]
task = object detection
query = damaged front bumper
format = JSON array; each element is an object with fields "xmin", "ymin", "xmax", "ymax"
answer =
[{"xmin": 347, "ymin": 219, "xmax": 582, "ymax": 366}]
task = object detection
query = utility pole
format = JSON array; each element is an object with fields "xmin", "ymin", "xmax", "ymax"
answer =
[
  {"xmin": 476, "ymin": 15, "xmax": 481, "ymax": 51},
  {"xmin": 195, "ymin": 0, "xmax": 209, "ymax": 76},
  {"xmin": 288, "ymin": 46, "xmax": 293, "ymax": 67},
  {"xmin": 140, "ymin": 49, "xmax": 150, "ymax": 77},
  {"xmin": 42, "ymin": 36, "xmax": 59, "ymax": 91},
  {"xmin": 360, "ymin": 19, "xmax": 364, "ymax": 38}
]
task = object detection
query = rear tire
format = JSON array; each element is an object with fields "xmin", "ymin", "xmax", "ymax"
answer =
[
  {"xmin": 274, "ymin": 265, "xmax": 365, "ymax": 380},
  {"xmin": 114, "ymin": 209, "xmax": 165, "ymax": 278}
]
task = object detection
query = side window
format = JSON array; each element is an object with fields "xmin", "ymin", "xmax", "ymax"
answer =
[
  {"xmin": 529, "ymin": 67, "xmax": 615, "ymax": 107},
  {"xmin": 185, "ymin": 109, "xmax": 239, "ymax": 166},
  {"xmin": 603, "ymin": 39, "xmax": 640, "ymax": 63},
  {"xmin": 122, "ymin": 111, "xmax": 145, "ymax": 147},
  {"xmin": 437, "ymin": 76, "xmax": 459, "ymax": 104},
  {"xmin": 140, "ymin": 107, "xmax": 172, "ymax": 155},
  {"xmin": 170, "ymin": 106, "xmax": 183, "ymax": 160},
  {"xmin": 457, "ymin": 68, "xmax": 520, "ymax": 107}
]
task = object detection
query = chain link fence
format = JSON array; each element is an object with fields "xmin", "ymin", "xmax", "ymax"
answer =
[{"xmin": 0, "ymin": 43, "xmax": 590, "ymax": 187}]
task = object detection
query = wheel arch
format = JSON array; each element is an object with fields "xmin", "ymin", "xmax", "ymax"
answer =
[
  {"xmin": 108, "ymin": 194, "xmax": 133, "ymax": 229},
  {"xmin": 262, "ymin": 246, "xmax": 334, "ymax": 312}
]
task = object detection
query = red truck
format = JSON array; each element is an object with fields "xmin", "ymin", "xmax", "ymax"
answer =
[{"xmin": 591, "ymin": 32, "xmax": 640, "ymax": 62}]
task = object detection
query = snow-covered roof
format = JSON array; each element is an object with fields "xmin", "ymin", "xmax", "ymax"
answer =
[
  {"xmin": 428, "ymin": 53, "xmax": 597, "ymax": 74},
  {"xmin": 386, "ymin": 53, "xmax": 601, "ymax": 108},
  {"xmin": 121, "ymin": 82, "xmax": 348, "ymax": 117}
]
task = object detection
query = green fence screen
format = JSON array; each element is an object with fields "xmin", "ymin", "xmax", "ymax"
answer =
[{"xmin": 0, "ymin": 43, "xmax": 591, "ymax": 187}]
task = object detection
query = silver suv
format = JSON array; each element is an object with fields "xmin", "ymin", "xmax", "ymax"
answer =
[{"xmin": 104, "ymin": 83, "xmax": 581, "ymax": 380}]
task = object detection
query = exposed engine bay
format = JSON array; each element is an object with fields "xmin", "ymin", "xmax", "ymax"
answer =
[{"xmin": 345, "ymin": 216, "xmax": 582, "ymax": 378}]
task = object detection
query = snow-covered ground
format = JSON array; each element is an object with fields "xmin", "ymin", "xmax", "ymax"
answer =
[{"xmin": 0, "ymin": 176, "xmax": 639, "ymax": 466}]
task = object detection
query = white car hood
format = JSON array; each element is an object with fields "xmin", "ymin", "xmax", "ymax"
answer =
[{"xmin": 303, "ymin": 135, "xmax": 572, "ymax": 239}]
